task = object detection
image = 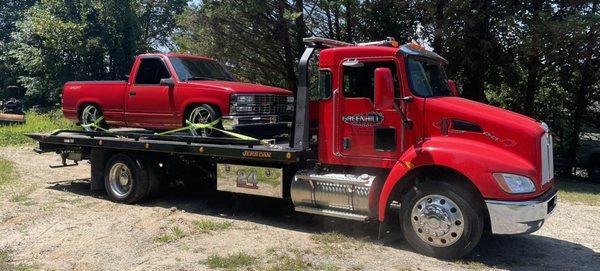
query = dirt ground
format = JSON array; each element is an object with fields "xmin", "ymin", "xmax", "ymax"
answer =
[{"xmin": 0, "ymin": 146, "xmax": 599, "ymax": 271}]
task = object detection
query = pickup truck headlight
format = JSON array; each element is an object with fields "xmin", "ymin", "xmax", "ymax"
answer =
[
  {"xmin": 235, "ymin": 95, "xmax": 254, "ymax": 103},
  {"xmin": 492, "ymin": 173, "xmax": 536, "ymax": 194},
  {"xmin": 286, "ymin": 96, "xmax": 295, "ymax": 103}
]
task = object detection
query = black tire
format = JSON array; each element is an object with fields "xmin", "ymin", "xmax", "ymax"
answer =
[
  {"xmin": 588, "ymin": 155, "xmax": 600, "ymax": 182},
  {"xmin": 79, "ymin": 104, "xmax": 109, "ymax": 131},
  {"xmin": 104, "ymin": 154, "xmax": 150, "ymax": 203},
  {"xmin": 185, "ymin": 104, "xmax": 222, "ymax": 137},
  {"xmin": 399, "ymin": 181, "xmax": 484, "ymax": 260}
]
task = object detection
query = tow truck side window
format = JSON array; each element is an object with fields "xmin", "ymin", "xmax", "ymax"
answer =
[
  {"xmin": 135, "ymin": 58, "xmax": 170, "ymax": 85},
  {"xmin": 342, "ymin": 61, "xmax": 399, "ymax": 100},
  {"xmin": 319, "ymin": 70, "xmax": 332, "ymax": 99}
]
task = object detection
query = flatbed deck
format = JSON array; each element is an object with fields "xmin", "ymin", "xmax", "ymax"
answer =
[{"xmin": 27, "ymin": 130, "xmax": 302, "ymax": 164}]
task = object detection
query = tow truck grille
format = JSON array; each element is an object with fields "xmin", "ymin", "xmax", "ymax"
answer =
[{"xmin": 541, "ymin": 131, "xmax": 554, "ymax": 185}]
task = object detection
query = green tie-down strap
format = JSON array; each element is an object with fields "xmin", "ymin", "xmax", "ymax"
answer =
[
  {"xmin": 156, "ymin": 118, "xmax": 260, "ymax": 142},
  {"xmin": 80, "ymin": 116, "xmax": 110, "ymax": 132}
]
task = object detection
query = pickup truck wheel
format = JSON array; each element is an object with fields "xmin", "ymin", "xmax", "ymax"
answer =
[
  {"xmin": 104, "ymin": 154, "xmax": 150, "ymax": 204},
  {"xmin": 400, "ymin": 181, "xmax": 484, "ymax": 260},
  {"xmin": 80, "ymin": 104, "xmax": 109, "ymax": 131},
  {"xmin": 588, "ymin": 156, "xmax": 600, "ymax": 182},
  {"xmin": 186, "ymin": 104, "xmax": 220, "ymax": 137}
]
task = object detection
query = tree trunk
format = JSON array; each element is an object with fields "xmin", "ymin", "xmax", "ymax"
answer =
[
  {"xmin": 431, "ymin": 0, "xmax": 447, "ymax": 55},
  {"xmin": 522, "ymin": 0, "xmax": 543, "ymax": 116},
  {"xmin": 276, "ymin": 0, "xmax": 298, "ymax": 91},
  {"xmin": 461, "ymin": 0, "xmax": 491, "ymax": 102},
  {"xmin": 294, "ymin": 0, "xmax": 307, "ymax": 56}
]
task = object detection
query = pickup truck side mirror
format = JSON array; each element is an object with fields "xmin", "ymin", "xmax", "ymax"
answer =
[
  {"xmin": 374, "ymin": 68, "xmax": 395, "ymax": 111},
  {"xmin": 160, "ymin": 78, "xmax": 175, "ymax": 88},
  {"xmin": 447, "ymin": 79, "xmax": 458, "ymax": 96}
]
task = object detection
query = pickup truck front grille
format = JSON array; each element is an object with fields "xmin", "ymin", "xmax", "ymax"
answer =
[{"xmin": 230, "ymin": 94, "xmax": 293, "ymax": 115}]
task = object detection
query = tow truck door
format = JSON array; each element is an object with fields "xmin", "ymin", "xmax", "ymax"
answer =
[{"xmin": 334, "ymin": 59, "xmax": 403, "ymax": 163}]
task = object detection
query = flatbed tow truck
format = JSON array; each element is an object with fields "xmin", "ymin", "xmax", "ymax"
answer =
[{"xmin": 28, "ymin": 37, "xmax": 557, "ymax": 259}]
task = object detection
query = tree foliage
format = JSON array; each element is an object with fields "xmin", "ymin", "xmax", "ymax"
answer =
[{"xmin": 0, "ymin": 0, "xmax": 598, "ymax": 164}]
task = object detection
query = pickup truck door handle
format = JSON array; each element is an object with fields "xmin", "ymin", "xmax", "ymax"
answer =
[{"xmin": 129, "ymin": 91, "xmax": 136, "ymax": 96}]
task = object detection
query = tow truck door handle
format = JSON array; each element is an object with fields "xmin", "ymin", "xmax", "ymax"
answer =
[{"xmin": 129, "ymin": 91, "xmax": 136, "ymax": 96}]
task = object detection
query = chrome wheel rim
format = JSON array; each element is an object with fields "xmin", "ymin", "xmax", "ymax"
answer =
[
  {"xmin": 81, "ymin": 105, "xmax": 99, "ymax": 131},
  {"xmin": 188, "ymin": 107, "xmax": 213, "ymax": 137},
  {"xmin": 411, "ymin": 194, "xmax": 464, "ymax": 247},
  {"xmin": 108, "ymin": 162, "xmax": 133, "ymax": 198}
]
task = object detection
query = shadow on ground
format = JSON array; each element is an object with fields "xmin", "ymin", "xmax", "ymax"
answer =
[{"xmin": 49, "ymin": 179, "xmax": 599, "ymax": 270}]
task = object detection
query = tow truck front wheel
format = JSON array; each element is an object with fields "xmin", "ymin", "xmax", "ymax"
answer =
[{"xmin": 400, "ymin": 181, "xmax": 484, "ymax": 259}]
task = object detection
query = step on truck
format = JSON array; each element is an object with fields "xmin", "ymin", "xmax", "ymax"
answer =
[{"xmin": 28, "ymin": 37, "xmax": 557, "ymax": 259}]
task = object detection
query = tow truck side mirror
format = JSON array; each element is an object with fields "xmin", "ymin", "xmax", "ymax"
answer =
[
  {"xmin": 160, "ymin": 78, "xmax": 175, "ymax": 88},
  {"xmin": 447, "ymin": 79, "xmax": 458, "ymax": 96},
  {"xmin": 374, "ymin": 68, "xmax": 395, "ymax": 111}
]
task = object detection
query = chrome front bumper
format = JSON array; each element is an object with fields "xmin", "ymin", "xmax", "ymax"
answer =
[{"xmin": 486, "ymin": 188, "xmax": 558, "ymax": 235}]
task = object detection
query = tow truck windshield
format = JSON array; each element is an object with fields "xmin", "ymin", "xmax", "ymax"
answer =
[
  {"xmin": 169, "ymin": 57, "xmax": 235, "ymax": 82},
  {"xmin": 406, "ymin": 58, "xmax": 451, "ymax": 97}
]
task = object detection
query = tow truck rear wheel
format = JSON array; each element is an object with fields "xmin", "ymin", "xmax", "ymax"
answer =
[
  {"xmin": 104, "ymin": 154, "xmax": 150, "ymax": 204},
  {"xmin": 400, "ymin": 181, "xmax": 484, "ymax": 260}
]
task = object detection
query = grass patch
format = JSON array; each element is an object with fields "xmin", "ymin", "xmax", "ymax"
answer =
[
  {"xmin": 205, "ymin": 252, "xmax": 256, "ymax": 270},
  {"xmin": 156, "ymin": 226, "xmax": 186, "ymax": 243},
  {"xmin": 193, "ymin": 219, "xmax": 232, "ymax": 233},
  {"xmin": 0, "ymin": 110, "xmax": 77, "ymax": 147},
  {"xmin": 0, "ymin": 159, "xmax": 14, "ymax": 188},
  {"xmin": 0, "ymin": 249, "xmax": 35, "ymax": 271},
  {"xmin": 310, "ymin": 231, "xmax": 354, "ymax": 244},
  {"xmin": 555, "ymin": 179, "xmax": 600, "ymax": 205}
]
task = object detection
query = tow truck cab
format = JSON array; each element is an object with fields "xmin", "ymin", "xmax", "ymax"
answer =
[{"xmin": 289, "ymin": 37, "xmax": 557, "ymax": 258}]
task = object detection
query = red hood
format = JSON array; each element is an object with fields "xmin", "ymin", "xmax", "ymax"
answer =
[
  {"xmin": 185, "ymin": 81, "xmax": 292, "ymax": 95},
  {"xmin": 425, "ymin": 96, "xmax": 547, "ymax": 182}
]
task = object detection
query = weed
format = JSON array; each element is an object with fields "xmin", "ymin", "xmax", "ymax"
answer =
[
  {"xmin": 193, "ymin": 219, "xmax": 232, "ymax": 233},
  {"xmin": 156, "ymin": 226, "xmax": 186, "ymax": 243},
  {"xmin": 0, "ymin": 249, "xmax": 35, "ymax": 271},
  {"xmin": 204, "ymin": 252, "xmax": 255, "ymax": 270}
]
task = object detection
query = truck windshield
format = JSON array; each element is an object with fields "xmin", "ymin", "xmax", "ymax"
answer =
[
  {"xmin": 406, "ymin": 58, "xmax": 451, "ymax": 97},
  {"xmin": 169, "ymin": 57, "xmax": 235, "ymax": 82}
]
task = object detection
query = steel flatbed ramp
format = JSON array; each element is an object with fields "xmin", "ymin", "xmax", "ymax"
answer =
[{"xmin": 27, "ymin": 131, "xmax": 301, "ymax": 164}]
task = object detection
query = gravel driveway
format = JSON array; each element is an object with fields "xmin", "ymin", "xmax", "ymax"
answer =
[{"xmin": 0, "ymin": 146, "xmax": 598, "ymax": 270}]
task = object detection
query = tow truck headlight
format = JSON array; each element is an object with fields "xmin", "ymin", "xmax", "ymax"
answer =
[
  {"xmin": 235, "ymin": 95, "xmax": 254, "ymax": 103},
  {"xmin": 492, "ymin": 173, "xmax": 536, "ymax": 194}
]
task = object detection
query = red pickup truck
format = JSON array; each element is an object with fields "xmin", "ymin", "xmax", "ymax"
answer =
[{"xmin": 62, "ymin": 54, "xmax": 294, "ymax": 137}]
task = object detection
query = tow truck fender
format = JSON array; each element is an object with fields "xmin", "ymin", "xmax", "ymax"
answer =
[{"xmin": 377, "ymin": 137, "xmax": 536, "ymax": 222}]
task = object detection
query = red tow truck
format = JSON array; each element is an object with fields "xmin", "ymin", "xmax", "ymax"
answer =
[{"xmin": 29, "ymin": 37, "xmax": 557, "ymax": 259}]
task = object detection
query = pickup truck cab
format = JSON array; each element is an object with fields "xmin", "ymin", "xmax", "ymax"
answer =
[{"xmin": 62, "ymin": 53, "xmax": 294, "ymax": 137}]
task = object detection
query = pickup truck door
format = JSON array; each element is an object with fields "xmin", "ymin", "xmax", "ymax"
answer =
[{"xmin": 126, "ymin": 57, "xmax": 176, "ymax": 128}]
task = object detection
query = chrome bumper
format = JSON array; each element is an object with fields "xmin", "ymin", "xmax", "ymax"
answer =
[{"xmin": 485, "ymin": 188, "xmax": 558, "ymax": 235}]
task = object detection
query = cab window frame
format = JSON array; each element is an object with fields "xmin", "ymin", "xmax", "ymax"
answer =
[
  {"xmin": 339, "ymin": 58, "xmax": 401, "ymax": 102},
  {"xmin": 134, "ymin": 57, "xmax": 172, "ymax": 86},
  {"xmin": 317, "ymin": 69, "xmax": 333, "ymax": 100}
]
